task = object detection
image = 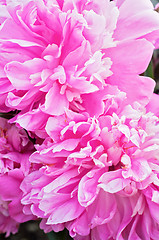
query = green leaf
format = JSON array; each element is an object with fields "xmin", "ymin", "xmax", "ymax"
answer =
[{"xmin": 144, "ymin": 60, "xmax": 154, "ymax": 79}]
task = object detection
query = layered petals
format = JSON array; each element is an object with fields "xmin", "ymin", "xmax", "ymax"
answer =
[
  {"xmin": 0, "ymin": 0, "xmax": 158, "ymax": 135},
  {"xmin": 21, "ymin": 101, "xmax": 159, "ymax": 239},
  {"xmin": 0, "ymin": 117, "xmax": 35, "ymax": 236}
]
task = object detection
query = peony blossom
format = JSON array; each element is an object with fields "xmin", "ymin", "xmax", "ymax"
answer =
[
  {"xmin": 1, "ymin": 0, "xmax": 159, "ymax": 239},
  {"xmin": 0, "ymin": 0, "xmax": 158, "ymax": 136},
  {"xmin": 20, "ymin": 92, "xmax": 159, "ymax": 239},
  {"xmin": 0, "ymin": 117, "xmax": 35, "ymax": 236},
  {"xmin": 0, "ymin": 195, "xmax": 18, "ymax": 237}
]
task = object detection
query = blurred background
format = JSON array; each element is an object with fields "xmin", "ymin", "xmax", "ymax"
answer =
[{"xmin": 152, "ymin": 0, "xmax": 159, "ymax": 5}]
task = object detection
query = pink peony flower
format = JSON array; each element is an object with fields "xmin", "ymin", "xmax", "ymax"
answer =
[
  {"xmin": 0, "ymin": 117, "xmax": 33, "ymax": 174},
  {"xmin": 0, "ymin": 0, "xmax": 158, "ymax": 135},
  {"xmin": 20, "ymin": 95, "xmax": 159, "ymax": 239},
  {"xmin": 0, "ymin": 197, "xmax": 18, "ymax": 237},
  {"xmin": 0, "ymin": 117, "xmax": 35, "ymax": 236},
  {"xmin": 1, "ymin": 0, "xmax": 159, "ymax": 238}
]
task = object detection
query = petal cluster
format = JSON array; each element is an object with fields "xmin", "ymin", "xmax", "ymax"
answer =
[
  {"xmin": 0, "ymin": 0, "xmax": 158, "ymax": 135},
  {"xmin": 21, "ymin": 100, "xmax": 159, "ymax": 239},
  {"xmin": 0, "ymin": 118, "xmax": 35, "ymax": 236}
]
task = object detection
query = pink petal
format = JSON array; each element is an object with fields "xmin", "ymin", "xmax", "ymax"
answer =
[{"xmin": 42, "ymin": 82, "xmax": 69, "ymax": 116}]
